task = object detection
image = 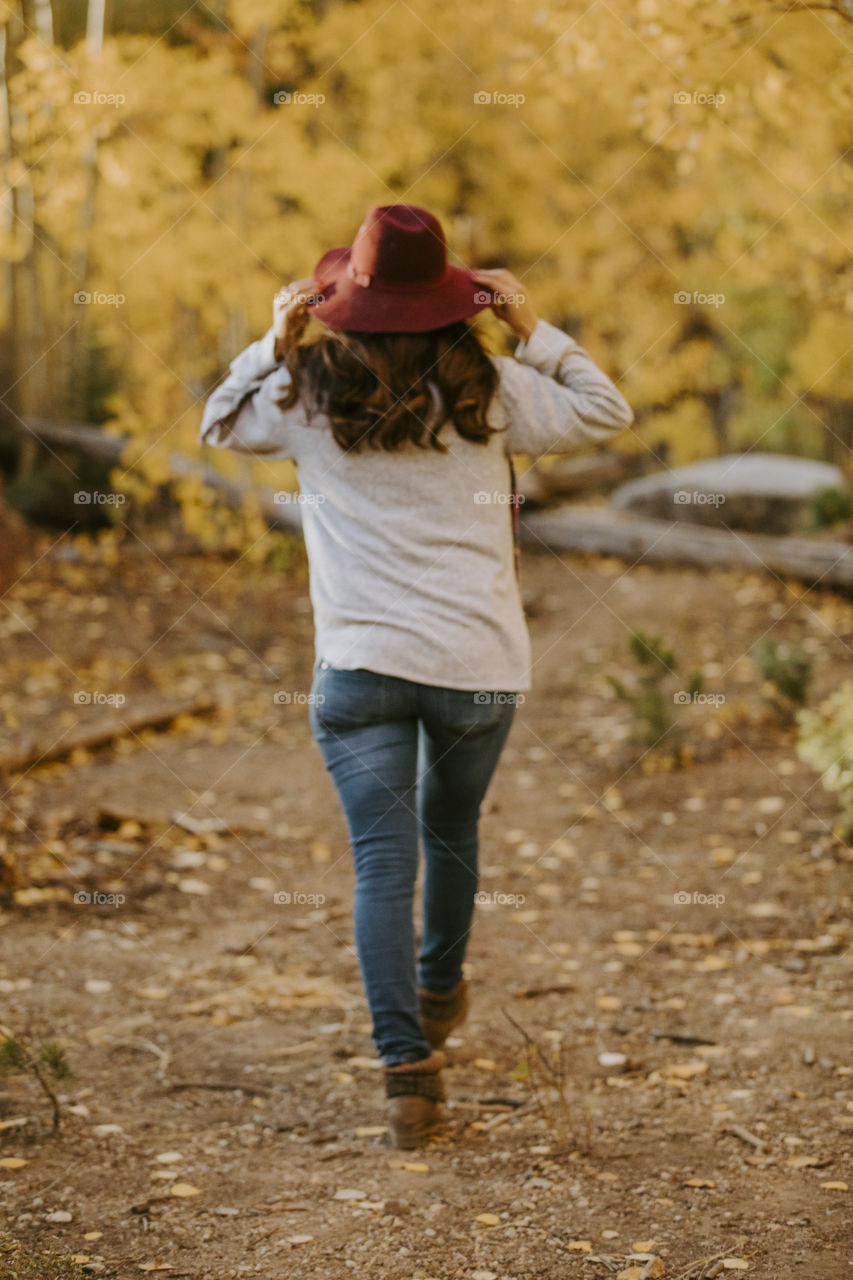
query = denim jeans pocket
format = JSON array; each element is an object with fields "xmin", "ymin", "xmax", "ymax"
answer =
[
  {"xmin": 310, "ymin": 662, "xmax": 387, "ymax": 733},
  {"xmin": 430, "ymin": 687, "xmax": 519, "ymax": 738}
]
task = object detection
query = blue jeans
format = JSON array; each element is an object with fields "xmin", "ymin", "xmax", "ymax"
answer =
[{"xmin": 308, "ymin": 662, "xmax": 518, "ymax": 1066}]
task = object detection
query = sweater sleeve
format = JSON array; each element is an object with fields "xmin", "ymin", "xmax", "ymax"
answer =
[
  {"xmin": 493, "ymin": 318, "xmax": 634, "ymax": 458},
  {"xmin": 197, "ymin": 326, "xmax": 303, "ymax": 460}
]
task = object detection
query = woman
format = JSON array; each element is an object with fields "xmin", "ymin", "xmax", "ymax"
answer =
[{"xmin": 199, "ymin": 204, "xmax": 633, "ymax": 1148}]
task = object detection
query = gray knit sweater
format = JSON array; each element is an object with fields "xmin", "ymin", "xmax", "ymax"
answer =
[{"xmin": 198, "ymin": 319, "xmax": 633, "ymax": 691}]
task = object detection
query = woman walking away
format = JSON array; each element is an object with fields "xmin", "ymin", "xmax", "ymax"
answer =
[{"xmin": 199, "ymin": 204, "xmax": 634, "ymax": 1148}]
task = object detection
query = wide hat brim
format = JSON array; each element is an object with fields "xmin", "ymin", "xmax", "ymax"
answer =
[{"xmin": 305, "ymin": 246, "xmax": 495, "ymax": 333}]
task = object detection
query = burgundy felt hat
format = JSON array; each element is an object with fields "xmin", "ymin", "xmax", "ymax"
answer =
[{"xmin": 305, "ymin": 204, "xmax": 494, "ymax": 333}]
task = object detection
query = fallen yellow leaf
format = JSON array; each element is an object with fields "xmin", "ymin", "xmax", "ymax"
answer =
[
  {"xmin": 664, "ymin": 1060, "xmax": 708, "ymax": 1079},
  {"xmin": 786, "ymin": 1155, "xmax": 820, "ymax": 1168},
  {"xmin": 475, "ymin": 1213, "xmax": 501, "ymax": 1226},
  {"xmin": 0, "ymin": 1158, "xmax": 28, "ymax": 1169},
  {"xmin": 821, "ymin": 1181, "xmax": 848, "ymax": 1191},
  {"xmin": 169, "ymin": 1183, "xmax": 201, "ymax": 1197},
  {"xmin": 683, "ymin": 1178, "xmax": 716, "ymax": 1188},
  {"xmin": 633, "ymin": 1240, "xmax": 658, "ymax": 1251},
  {"xmin": 83, "ymin": 1232, "xmax": 103, "ymax": 1241}
]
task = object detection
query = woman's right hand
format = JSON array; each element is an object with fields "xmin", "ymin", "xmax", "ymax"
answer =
[
  {"xmin": 470, "ymin": 267, "xmax": 538, "ymax": 342},
  {"xmin": 273, "ymin": 277, "xmax": 322, "ymax": 341}
]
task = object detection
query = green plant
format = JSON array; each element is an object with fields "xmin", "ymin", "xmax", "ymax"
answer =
[
  {"xmin": 752, "ymin": 638, "xmax": 813, "ymax": 722},
  {"xmin": 0, "ymin": 1232, "xmax": 85, "ymax": 1280},
  {"xmin": 810, "ymin": 486, "xmax": 853, "ymax": 529},
  {"xmin": 0, "ymin": 1029, "xmax": 72, "ymax": 1131},
  {"xmin": 797, "ymin": 681, "xmax": 853, "ymax": 842},
  {"xmin": 605, "ymin": 629, "xmax": 703, "ymax": 754},
  {"xmin": 504, "ymin": 1010, "xmax": 591, "ymax": 1155}
]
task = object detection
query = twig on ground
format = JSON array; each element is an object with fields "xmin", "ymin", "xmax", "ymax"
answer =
[
  {"xmin": 102, "ymin": 1036, "xmax": 171, "ymax": 1079},
  {"xmin": 165, "ymin": 1080, "xmax": 274, "ymax": 1096},
  {"xmin": 723, "ymin": 1123, "xmax": 765, "ymax": 1151}
]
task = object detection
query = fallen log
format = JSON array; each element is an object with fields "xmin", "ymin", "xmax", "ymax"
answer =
[
  {"xmin": 0, "ymin": 696, "xmax": 216, "ymax": 776},
  {"xmin": 520, "ymin": 504, "xmax": 853, "ymax": 588},
  {"xmin": 16, "ymin": 418, "xmax": 853, "ymax": 588},
  {"xmin": 517, "ymin": 450, "xmax": 639, "ymax": 505},
  {"xmin": 0, "ymin": 497, "xmax": 34, "ymax": 595},
  {"xmin": 13, "ymin": 418, "xmax": 303, "ymax": 533}
]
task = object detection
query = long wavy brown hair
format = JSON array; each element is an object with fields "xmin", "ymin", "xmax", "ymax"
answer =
[{"xmin": 274, "ymin": 307, "xmax": 501, "ymax": 453}]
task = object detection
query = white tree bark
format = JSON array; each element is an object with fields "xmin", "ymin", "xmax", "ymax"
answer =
[
  {"xmin": 33, "ymin": 0, "xmax": 53, "ymax": 44},
  {"xmin": 86, "ymin": 0, "xmax": 106, "ymax": 53}
]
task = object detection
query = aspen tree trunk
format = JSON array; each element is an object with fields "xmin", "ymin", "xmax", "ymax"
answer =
[
  {"xmin": 0, "ymin": 2, "xmax": 37, "ymax": 479},
  {"xmin": 68, "ymin": 0, "xmax": 107, "ymax": 421},
  {"xmin": 32, "ymin": 0, "xmax": 53, "ymax": 43}
]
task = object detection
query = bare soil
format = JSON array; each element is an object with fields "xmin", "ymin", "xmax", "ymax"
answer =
[{"xmin": 1, "ymin": 535, "xmax": 851, "ymax": 1279}]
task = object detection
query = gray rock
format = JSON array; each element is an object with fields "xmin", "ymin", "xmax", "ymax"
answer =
[{"xmin": 610, "ymin": 453, "xmax": 848, "ymax": 533}]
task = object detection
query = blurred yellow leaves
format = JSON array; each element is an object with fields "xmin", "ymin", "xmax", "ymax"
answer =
[{"xmin": 2, "ymin": 0, "xmax": 850, "ymax": 546}]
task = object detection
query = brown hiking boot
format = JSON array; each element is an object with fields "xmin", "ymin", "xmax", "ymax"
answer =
[
  {"xmin": 417, "ymin": 978, "xmax": 469, "ymax": 1050},
  {"xmin": 384, "ymin": 1049, "xmax": 446, "ymax": 1148}
]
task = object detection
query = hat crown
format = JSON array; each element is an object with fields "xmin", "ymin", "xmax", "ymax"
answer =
[{"xmin": 350, "ymin": 205, "xmax": 447, "ymax": 285}]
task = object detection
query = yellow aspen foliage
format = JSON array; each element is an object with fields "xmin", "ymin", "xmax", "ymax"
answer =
[{"xmin": 1, "ymin": 0, "xmax": 852, "ymax": 545}]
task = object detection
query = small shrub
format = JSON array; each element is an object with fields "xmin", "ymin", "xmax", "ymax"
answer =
[
  {"xmin": 605, "ymin": 629, "xmax": 703, "ymax": 757},
  {"xmin": 752, "ymin": 638, "xmax": 813, "ymax": 722},
  {"xmin": 0, "ymin": 1030, "xmax": 71, "ymax": 1131},
  {"xmin": 0, "ymin": 1232, "xmax": 85, "ymax": 1280},
  {"xmin": 797, "ymin": 680, "xmax": 853, "ymax": 841},
  {"xmin": 811, "ymin": 486, "xmax": 853, "ymax": 529},
  {"xmin": 504, "ymin": 1011, "xmax": 590, "ymax": 1155}
]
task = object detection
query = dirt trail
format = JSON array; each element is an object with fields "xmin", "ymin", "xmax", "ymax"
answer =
[{"xmin": 1, "ymin": 542, "xmax": 851, "ymax": 1279}]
